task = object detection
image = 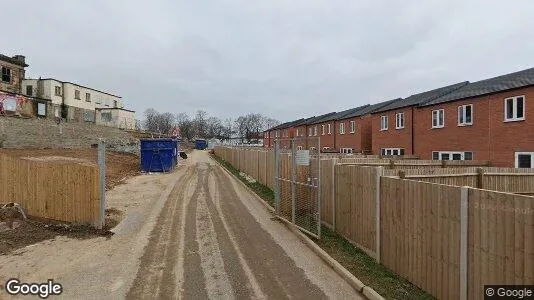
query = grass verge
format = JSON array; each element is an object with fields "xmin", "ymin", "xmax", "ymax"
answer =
[
  {"xmin": 212, "ymin": 153, "xmax": 434, "ymax": 300},
  {"xmin": 211, "ymin": 154, "xmax": 275, "ymax": 207}
]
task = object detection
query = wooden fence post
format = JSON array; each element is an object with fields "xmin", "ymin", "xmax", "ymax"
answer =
[
  {"xmin": 476, "ymin": 168, "xmax": 485, "ymax": 189},
  {"xmin": 97, "ymin": 139, "xmax": 106, "ymax": 229},
  {"xmin": 460, "ymin": 186, "xmax": 469, "ymax": 300},
  {"xmin": 332, "ymin": 158, "xmax": 337, "ymax": 231},
  {"xmin": 389, "ymin": 159, "xmax": 395, "ymax": 169},
  {"xmin": 376, "ymin": 166, "xmax": 384, "ymax": 263}
]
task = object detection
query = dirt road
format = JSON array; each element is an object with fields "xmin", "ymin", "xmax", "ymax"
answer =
[
  {"xmin": 0, "ymin": 151, "xmax": 361, "ymax": 299},
  {"xmin": 127, "ymin": 151, "xmax": 361, "ymax": 299}
]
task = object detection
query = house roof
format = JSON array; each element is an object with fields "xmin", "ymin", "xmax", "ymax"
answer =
[
  {"xmin": 0, "ymin": 54, "xmax": 28, "ymax": 67},
  {"xmin": 25, "ymin": 78, "xmax": 122, "ymax": 98},
  {"xmin": 421, "ymin": 67, "xmax": 534, "ymax": 106},
  {"xmin": 267, "ymin": 118, "xmax": 306, "ymax": 131},
  {"xmin": 305, "ymin": 112, "xmax": 337, "ymax": 125},
  {"xmin": 340, "ymin": 98, "xmax": 400, "ymax": 119},
  {"xmin": 373, "ymin": 81, "xmax": 469, "ymax": 113}
]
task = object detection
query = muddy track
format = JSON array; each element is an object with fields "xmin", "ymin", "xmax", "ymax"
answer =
[{"xmin": 126, "ymin": 166, "xmax": 197, "ymax": 299}]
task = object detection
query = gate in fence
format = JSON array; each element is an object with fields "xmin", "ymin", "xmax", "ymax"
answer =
[{"xmin": 274, "ymin": 137, "xmax": 321, "ymax": 238}]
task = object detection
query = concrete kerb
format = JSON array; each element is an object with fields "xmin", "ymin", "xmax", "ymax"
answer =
[{"xmin": 211, "ymin": 155, "xmax": 384, "ymax": 300}]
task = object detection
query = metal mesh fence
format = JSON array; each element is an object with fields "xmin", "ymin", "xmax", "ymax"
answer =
[{"xmin": 275, "ymin": 137, "xmax": 321, "ymax": 238}]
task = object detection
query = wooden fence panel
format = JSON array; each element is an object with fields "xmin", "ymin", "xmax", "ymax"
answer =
[
  {"xmin": 468, "ymin": 189, "xmax": 534, "ymax": 300},
  {"xmin": 320, "ymin": 159, "xmax": 336, "ymax": 227},
  {"xmin": 380, "ymin": 177, "xmax": 461, "ymax": 300},
  {"xmin": 0, "ymin": 154, "xmax": 100, "ymax": 225},
  {"xmin": 334, "ymin": 165, "xmax": 378, "ymax": 255},
  {"xmin": 483, "ymin": 174, "xmax": 534, "ymax": 194}
]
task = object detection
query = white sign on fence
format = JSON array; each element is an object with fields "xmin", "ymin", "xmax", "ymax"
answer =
[{"xmin": 296, "ymin": 150, "xmax": 310, "ymax": 166}]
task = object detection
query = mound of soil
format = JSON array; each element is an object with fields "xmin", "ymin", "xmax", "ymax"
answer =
[{"xmin": 0, "ymin": 208, "xmax": 123, "ymax": 255}]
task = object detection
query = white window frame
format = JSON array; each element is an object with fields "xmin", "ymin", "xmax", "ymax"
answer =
[
  {"xmin": 314, "ymin": 126, "xmax": 317, "ymax": 136},
  {"xmin": 297, "ymin": 146, "xmax": 303, "ymax": 150},
  {"xmin": 458, "ymin": 104, "xmax": 473, "ymax": 126},
  {"xmin": 340, "ymin": 148, "xmax": 354, "ymax": 154},
  {"xmin": 380, "ymin": 116, "xmax": 388, "ymax": 131},
  {"xmin": 395, "ymin": 112, "xmax": 405, "ymax": 129},
  {"xmin": 432, "ymin": 109, "xmax": 445, "ymax": 128},
  {"xmin": 350, "ymin": 121, "xmax": 355, "ymax": 133},
  {"xmin": 515, "ymin": 152, "xmax": 534, "ymax": 168},
  {"xmin": 321, "ymin": 124, "xmax": 325, "ymax": 135},
  {"xmin": 432, "ymin": 151, "xmax": 473, "ymax": 161},
  {"xmin": 327, "ymin": 124, "xmax": 331, "ymax": 135},
  {"xmin": 381, "ymin": 148, "xmax": 404, "ymax": 156},
  {"xmin": 339, "ymin": 122, "xmax": 345, "ymax": 135},
  {"xmin": 504, "ymin": 96, "xmax": 525, "ymax": 122}
]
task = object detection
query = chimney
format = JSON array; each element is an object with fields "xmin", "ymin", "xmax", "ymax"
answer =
[{"xmin": 12, "ymin": 55, "xmax": 26, "ymax": 65}]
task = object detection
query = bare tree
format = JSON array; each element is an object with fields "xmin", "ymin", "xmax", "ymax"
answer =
[
  {"xmin": 194, "ymin": 110, "xmax": 208, "ymax": 138},
  {"xmin": 176, "ymin": 112, "xmax": 194, "ymax": 141},
  {"xmin": 262, "ymin": 117, "xmax": 280, "ymax": 131},
  {"xmin": 143, "ymin": 109, "xmax": 159, "ymax": 132}
]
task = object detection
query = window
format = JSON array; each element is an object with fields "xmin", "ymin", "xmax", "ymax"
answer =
[
  {"xmin": 327, "ymin": 124, "xmax": 331, "ymax": 134},
  {"xmin": 314, "ymin": 126, "xmax": 317, "ymax": 136},
  {"xmin": 75, "ymin": 90, "xmax": 81, "ymax": 100},
  {"xmin": 321, "ymin": 125, "xmax": 325, "ymax": 135},
  {"xmin": 395, "ymin": 112, "xmax": 405, "ymax": 129},
  {"xmin": 54, "ymin": 86, "xmax": 62, "ymax": 96},
  {"xmin": 432, "ymin": 151, "xmax": 473, "ymax": 160},
  {"xmin": 86, "ymin": 93, "xmax": 91, "ymax": 102},
  {"xmin": 339, "ymin": 122, "xmax": 345, "ymax": 134},
  {"xmin": 101, "ymin": 112, "xmax": 112, "ymax": 122},
  {"xmin": 297, "ymin": 146, "xmax": 303, "ymax": 150},
  {"xmin": 380, "ymin": 116, "xmax": 388, "ymax": 131},
  {"xmin": 515, "ymin": 152, "xmax": 534, "ymax": 168},
  {"xmin": 309, "ymin": 128, "xmax": 313, "ymax": 136},
  {"xmin": 113, "ymin": 100, "xmax": 118, "ymax": 108},
  {"xmin": 36, "ymin": 102, "xmax": 46, "ymax": 116},
  {"xmin": 432, "ymin": 109, "xmax": 445, "ymax": 128},
  {"xmin": 381, "ymin": 148, "xmax": 405, "ymax": 156},
  {"xmin": 276, "ymin": 130, "xmax": 279, "ymax": 138},
  {"xmin": 1, "ymin": 67, "xmax": 11, "ymax": 83},
  {"xmin": 296, "ymin": 128, "xmax": 300, "ymax": 137},
  {"xmin": 505, "ymin": 96, "xmax": 525, "ymax": 122},
  {"xmin": 340, "ymin": 148, "xmax": 354, "ymax": 154},
  {"xmin": 350, "ymin": 121, "xmax": 355, "ymax": 133},
  {"xmin": 458, "ymin": 104, "xmax": 473, "ymax": 125},
  {"xmin": 323, "ymin": 147, "xmax": 331, "ymax": 151},
  {"xmin": 26, "ymin": 85, "xmax": 33, "ymax": 96}
]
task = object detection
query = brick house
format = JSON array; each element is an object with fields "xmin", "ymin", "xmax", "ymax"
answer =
[
  {"xmin": 301, "ymin": 112, "xmax": 337, "ymax": 151},
  {"xmin": 371, "ymin": 82, "xmax": 468, "ymax": 156},
  {"xmin": 0, "ymin": 54, "xmax": 27, "ymax": 94},
  {"xmin": 334, "ymin": 102, "xmax": 397, "ymax": 154},
  {"xmin": 415, "ymin": 67, "xmax": 534, "ymax": 167}
]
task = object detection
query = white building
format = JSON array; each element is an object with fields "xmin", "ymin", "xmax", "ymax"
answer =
[{"xmin": 21, "ymin": 78, "xmax": 135, "ymax": 129}]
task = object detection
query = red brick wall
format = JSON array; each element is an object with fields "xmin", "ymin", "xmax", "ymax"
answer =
[
  {"xmin": 414, "ymin": 86, "xmax": 534, "ymax": 167},
  {"xmin": 371, "ymin": 108, "xmax": 414, "ymax": 155},
  {"xmin": 359, "ymin": 115, "xmax": 373, "ymax": 153},
  {"xmin": 335, "ymin": 117, "xmax": 361, "ymax": 152},
  {"xmin": 314, "ymin": 121, "xmax": 335, "ymax": 151}
]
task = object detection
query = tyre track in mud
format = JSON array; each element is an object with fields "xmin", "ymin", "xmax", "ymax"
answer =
[{"xmin": 126, "ymin": 166, "xmax": 196, "ymax": 299}]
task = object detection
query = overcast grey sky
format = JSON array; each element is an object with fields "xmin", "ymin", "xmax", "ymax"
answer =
[{"xmin": 4, "ymin": 0, "xmax": 534, "ymax": 122}]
